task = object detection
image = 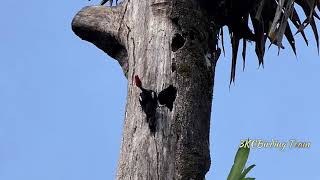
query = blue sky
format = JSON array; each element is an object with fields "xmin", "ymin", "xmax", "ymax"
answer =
[{"xmin": 0, "ymin": 1, "xmax": 319, "ymax": 180}]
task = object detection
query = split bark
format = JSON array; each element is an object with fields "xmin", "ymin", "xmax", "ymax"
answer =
[{"xmin": 72, "ymin": 0, "xmax": 220, "ymax": 179}]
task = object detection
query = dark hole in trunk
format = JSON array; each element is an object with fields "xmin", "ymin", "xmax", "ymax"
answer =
[
  {"xmin": 172, "ymin": 60, "xmax": 177, "ymax": 72},
  {"xmin": 171, "ymin": 33, "xmax": 185, "ymax": 52},
  {"xmin": 158, "ymin": 85, "xmax": 177, "ymax": 111}
]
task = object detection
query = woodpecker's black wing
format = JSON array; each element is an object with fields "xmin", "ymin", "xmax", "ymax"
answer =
[{"xmin": 139, "ymin": 89, "xmax": 158, "ymax": 132}]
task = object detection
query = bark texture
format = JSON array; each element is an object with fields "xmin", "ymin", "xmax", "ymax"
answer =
[{"xmin": 72, "ymin": 0, "xmax": 219, "ymax": 179}]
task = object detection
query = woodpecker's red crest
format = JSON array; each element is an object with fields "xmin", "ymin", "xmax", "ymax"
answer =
[{"xmin": 134, "ymin": 75, "xmax": 142, "ymax": 88}]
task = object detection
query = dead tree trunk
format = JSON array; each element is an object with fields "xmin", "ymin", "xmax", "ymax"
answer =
[{"xmin": 72, "ymin": 0, "xmax": 219, "ymax": 179}]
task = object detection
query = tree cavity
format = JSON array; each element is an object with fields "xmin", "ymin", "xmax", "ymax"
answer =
[
  {"xmin": 158, "ymin": 85, "xmax": 177, "ymax": 111},
  {"xmin": 171, "ymin": 33, "xmax": 185, "ymax": 52}
]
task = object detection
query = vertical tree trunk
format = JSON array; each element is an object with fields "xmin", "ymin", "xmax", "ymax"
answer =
[{"xmin": 72, "ymin": 0, "xmax": 220, "ymax": 179}]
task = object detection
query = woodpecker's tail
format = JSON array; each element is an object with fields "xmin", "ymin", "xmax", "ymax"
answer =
[{"xmin": 147, "ymin": 116, "xmax": 156, "ymax": 133}]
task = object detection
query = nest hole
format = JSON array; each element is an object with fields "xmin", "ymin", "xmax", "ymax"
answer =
[
  {"xmin": 158, "ymin": 85, "xmax": 177, "ymax": 111},
  {"xmin": 171, "ymin": 33, "xmax": 185, "ymax": 52}
]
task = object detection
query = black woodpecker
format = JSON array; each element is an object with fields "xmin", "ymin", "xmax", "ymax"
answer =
[{"xmin": 134, "ymin": 75, "xmax": 158, "ymax": 133}]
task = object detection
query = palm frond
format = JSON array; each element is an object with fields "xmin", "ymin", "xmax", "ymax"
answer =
[{"xmin": 211, "ymin": 0, "xmax": 320, "ymax": 84}]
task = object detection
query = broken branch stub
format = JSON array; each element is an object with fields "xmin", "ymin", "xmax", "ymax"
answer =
[{"xmin": 72, "ymin": 5, "xmax": 129, "ymax": 77}]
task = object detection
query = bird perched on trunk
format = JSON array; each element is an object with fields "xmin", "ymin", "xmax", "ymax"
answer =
[{"xmin": 134, "ymin": 75, "xmax": 158, "ymax": 133}]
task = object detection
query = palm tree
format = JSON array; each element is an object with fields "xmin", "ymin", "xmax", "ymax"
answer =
[{"xmin": 72, "ymin": 0, "xmax": 319, "ymax": 179}]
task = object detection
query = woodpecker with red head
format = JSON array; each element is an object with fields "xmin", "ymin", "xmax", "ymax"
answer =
[{"xmin": 134, "ymin": 75, "xmax": 158, "ymax": 133}]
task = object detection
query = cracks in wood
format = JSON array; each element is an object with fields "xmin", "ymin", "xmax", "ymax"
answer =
[
  {"xmin": 131, "ymin": 36, "xmax": 137, "ymax": 85},
  {"xmin": 125, "ymin": 24, "xmax": 135, "ymax": 84},
  {"xmin": 171, "ymin": 59, "xmax": 177, "ymax": 72},
  {"xmin": 153, "ymin": 136, "xmax": 160, "ymax": 180},
  {"xmin": 131, "ymin": 38, "xmax": 136, "ymax": 66},
  {"xmin": 118, "ymin": 0, "xmax": 130, "ymax": 37},
  {"xmin": 128, "ymin": 25, "xmax": 136, "ymax": 89},
  {"xmin": 126, "ymin": 25, "xmax": 132, "ymax": 48}
]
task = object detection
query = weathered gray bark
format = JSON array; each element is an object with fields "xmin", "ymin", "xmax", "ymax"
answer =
[{"xmin": 72, "ymin": 0, "xmax": 219, "ymax": 179}]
